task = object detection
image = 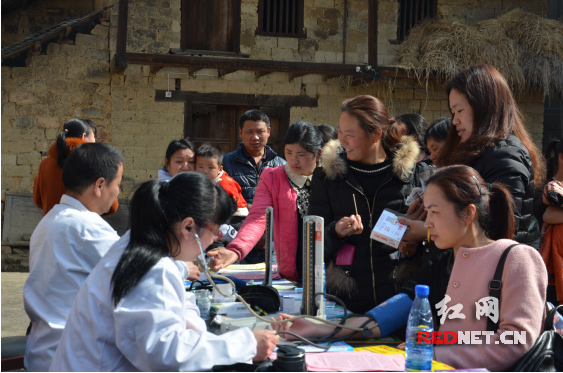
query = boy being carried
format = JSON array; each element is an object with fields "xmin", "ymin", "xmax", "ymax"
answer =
[{"xmin": 195, "ymin": 144, "xmax": 248, "ymax": 246}]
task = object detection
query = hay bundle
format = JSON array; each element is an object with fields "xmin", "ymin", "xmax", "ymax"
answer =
[
  {"xmin": 393, "ymin": 8, "xmax": 563, "ymax": 95},
  {"xmin": 497, "ymin": 9, "xmax": 563, "ymax": 94}
]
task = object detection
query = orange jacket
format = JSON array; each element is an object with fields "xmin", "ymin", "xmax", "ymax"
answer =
[
  {"xmin": 539, "ymin": 223, "xmax": 563, "ymax": 302},
  {"xmin": 33, "ymin": 138, "xmax": 119, "ymax": 216},
  {"xmin": 217, "ymin": 170, "xmax": 248, "ymax": 216}
]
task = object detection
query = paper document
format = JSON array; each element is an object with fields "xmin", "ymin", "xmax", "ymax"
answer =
[
  {"xmin": 355, "ymin": 345, "xmax": 454, "ymax": 371},
  {"xmin": 370, "ymin": 209, "xmax": 408, "ymax": 248},
  {"xmin": 223, "ymin": 263, "xmax": 266, "ymax": 270},
  {"xmin": 305, "ymin": 351, "xmax": 404, "ymax": 372},
  {"xmin": 276, "ymin": 341, "xmax": 353, "ymax": 353},
  {"xmin": 218, "ymin": 263, "xmax": 280, "ymax": 280}
]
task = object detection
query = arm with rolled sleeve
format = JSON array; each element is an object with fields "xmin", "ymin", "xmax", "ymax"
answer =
[{"xmin": 113, "ymin": 260, "xmax": 257, "ymax": 372}]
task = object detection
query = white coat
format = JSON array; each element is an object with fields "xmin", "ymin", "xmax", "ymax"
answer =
[
  {"xmin": 24, "ymin": 194, "xmax": 119, "ymax": 372},
  {"xmin": 50, "ymin": 232, "xmax": 258, "ymax": 371}
]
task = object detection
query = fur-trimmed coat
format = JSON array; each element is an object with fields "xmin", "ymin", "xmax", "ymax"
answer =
[{"xmin": 308, "ymin": 136, "xmax": 429, "ymax": 313}]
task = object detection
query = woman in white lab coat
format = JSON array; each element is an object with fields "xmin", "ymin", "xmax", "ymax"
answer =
[{"xmin": 50, "ymin": 172, "xmax": 278, "ymax": 372}]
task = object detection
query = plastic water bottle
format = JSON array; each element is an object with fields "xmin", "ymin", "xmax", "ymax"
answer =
[
  {"xmin": 405, "ymin": 285, "xmax": 434, "ymax": 372},
  {"xmin": 194, "ymin": 289, "xmax": 211, "ymax": 320}
]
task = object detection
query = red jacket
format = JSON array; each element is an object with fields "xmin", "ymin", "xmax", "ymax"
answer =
[
  {"xmin": 227, "ymin": 166, "xmax": 299, "ymax": 281},
  {"xmin": 33, "ymin": 138, "xmax": 119, "ymax": 216},
  {"xmin": 217, "ymin": 171, "xmax": 248, "ymax": 216}
]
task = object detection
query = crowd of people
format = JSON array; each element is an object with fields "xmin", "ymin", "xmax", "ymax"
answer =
[{"xmin": 23, "ymin": 64, "xmax": 560, "ymax": 371}]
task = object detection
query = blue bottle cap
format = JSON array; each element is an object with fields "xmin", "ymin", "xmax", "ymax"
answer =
[{"xmin": 415, "ymin": 284, "xmax": 429, "ymax": 296}]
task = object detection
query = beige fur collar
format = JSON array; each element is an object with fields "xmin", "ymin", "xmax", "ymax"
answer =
[{"xmin": 320, "ymin": 136, "xmax": 420, "ymax": 182}]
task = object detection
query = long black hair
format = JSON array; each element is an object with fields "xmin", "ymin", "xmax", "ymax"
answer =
[
  {"xmin": 111, "ymin": 172, "xmax": 235, "ymax": 306},
  {"xmin": 55, "ymin": 118, "xmax": 93, "ymax": 168}
]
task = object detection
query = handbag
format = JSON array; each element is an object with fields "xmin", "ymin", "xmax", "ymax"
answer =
[
  {"xmin": 488, "ymin": 244, "xmax": 563, "ymax": 372},
  {"xmin": 512, "ymin": 304, "xmax": 563, "ymax": 372},
  {"xmin": 335, "ymin": 243, "xmax": 355, "ymax": 266}
]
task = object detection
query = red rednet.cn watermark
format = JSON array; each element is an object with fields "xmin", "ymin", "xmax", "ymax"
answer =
[
  {"xmin": 418, "ymin": 330, "xmax": 526, "ymax": 345},
  {"xmin": 419, "ymin": 295, "xmax": 527, "ymax": 345}
]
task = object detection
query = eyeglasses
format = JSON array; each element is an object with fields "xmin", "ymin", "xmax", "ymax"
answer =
[{"xmin": 202, "ymin": 225, "xmax": 222, "ymax": 241}]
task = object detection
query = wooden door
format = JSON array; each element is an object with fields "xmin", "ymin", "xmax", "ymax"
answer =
[{"xmin": 181, "ymin": 0, "xmax": 241, "ymax": 52}]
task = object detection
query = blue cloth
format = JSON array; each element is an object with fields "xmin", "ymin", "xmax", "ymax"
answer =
[{"xmin": 366, "ymin": 293, "xmax": 413, "ymax": 337}]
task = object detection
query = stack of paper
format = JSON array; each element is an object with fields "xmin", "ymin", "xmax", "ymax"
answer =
[{"xmin": 218, "ymin": 263, "xmax": 280, "ymax": 281}]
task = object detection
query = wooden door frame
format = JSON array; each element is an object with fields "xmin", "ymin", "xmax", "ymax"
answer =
[{"xmin": 155, "ymin": 91, "xmax": 318, "ymax": 153}]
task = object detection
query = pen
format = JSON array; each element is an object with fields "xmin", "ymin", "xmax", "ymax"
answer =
[{"xmin": 353, "ymin": 194, "xmax": 358, "ymax": 216}]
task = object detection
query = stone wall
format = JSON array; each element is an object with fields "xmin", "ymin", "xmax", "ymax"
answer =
[{"xmin": 119, "ymin": 0, "xmax": 370, "ymax": 65}]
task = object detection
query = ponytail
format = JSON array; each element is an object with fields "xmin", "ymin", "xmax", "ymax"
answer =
[
  {"xmin": 56, "ymin": 131, "xmax": 68, "ymax": 168},
  {"xmin": 55, "ymin": 118, "xmax": 91, "ymax": 168},
  {"xmin": 111, "ymin": 180, "xmax": 170, "ymax": 306},
  {"xmin": 486, "ymin": 183, "xmax": 515, "ymax": 240},
  {"xmin": 382, "ymin": 118, "xmax": 407, "ymax": 149},
  {"xmin": 111, "ymin": 172, "xmax": 235, "ymax": 306}
]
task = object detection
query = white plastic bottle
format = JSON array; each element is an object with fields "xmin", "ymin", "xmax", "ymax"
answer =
[{"xmin": 405, "ymin": 285, "xmax": 434, "ymax": 372}]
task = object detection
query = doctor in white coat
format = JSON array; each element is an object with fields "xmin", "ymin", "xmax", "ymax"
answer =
[
  {"xmin": 50, "ymin": 172, "xmax": 278, "ymax": 371},
  {"xmin": 24, "ymin": 143, "xmax": 124, "ymax": 372}
]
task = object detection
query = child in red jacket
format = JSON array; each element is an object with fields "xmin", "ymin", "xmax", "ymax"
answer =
[{"xmin": 195, "ymin": 144, "xmax": 248, "ymax": 246}]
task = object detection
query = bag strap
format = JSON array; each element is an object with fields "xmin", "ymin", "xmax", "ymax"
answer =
[
  {"xmin": 487, "ymin": 243, "xmax": 519, "ymax": 332},
  {"xmin": 544, "ymin": 304, "xmax": 563, "ymax": 331}
]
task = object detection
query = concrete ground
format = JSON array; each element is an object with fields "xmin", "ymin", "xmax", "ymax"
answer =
[{"xmin": 1, "ymin": 272, "xmax": 30, "ymax": 338}]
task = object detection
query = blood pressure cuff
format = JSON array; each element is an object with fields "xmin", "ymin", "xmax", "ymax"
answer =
[
  {"xmin": 365, "ymin": 293, "xmax": 412, "ymax": 337},
  {"xmin": 237, "ymin": 285, "xmax": 280, "ymax": 314}
]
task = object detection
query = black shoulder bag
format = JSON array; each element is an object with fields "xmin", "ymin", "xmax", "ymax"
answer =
[{"xmin": 488, "ymin": 244, "xmax": 563, "ymax": 372}]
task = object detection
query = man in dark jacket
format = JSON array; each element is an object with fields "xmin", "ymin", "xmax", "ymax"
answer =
[
  {"xmin": 222, "ymin": 110, "xmax": 285, "ymax": 264},
  {"xmin": 222, "ymin": 109, "xmax": 286, "ymax": 206}
]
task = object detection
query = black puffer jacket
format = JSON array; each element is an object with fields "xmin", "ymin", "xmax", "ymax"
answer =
[
  {"xmin": 471, "ymin": 135, "xmax": 539, "ymax": 248},
  {"xmin": 309, "ymin": 137, "xmax": 429, "ymax": 313},
  {"xmin": 222, "ymin": 143, "xmax": 286, "ymax": 205}
]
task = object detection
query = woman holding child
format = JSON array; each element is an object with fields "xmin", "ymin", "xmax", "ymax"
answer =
[{"xmin": 208, "ymin": 122, "xmax": 336, "ymax": 283}]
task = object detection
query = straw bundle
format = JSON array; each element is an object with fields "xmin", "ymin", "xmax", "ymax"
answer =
[{"xmin": 393, "ymin": 9, "xmax": 563, "ymax": 95}]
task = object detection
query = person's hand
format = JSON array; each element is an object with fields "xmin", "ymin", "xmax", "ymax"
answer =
[
  {"xmin": 397, "ymin": 342, "xmax": 406, "ymax": 350},
  {"xmin": 186, "ymin": 261, "xmax": 201, "ymax": 281},
  {"xmin": 335, "ymin": 214, "xmax": 363, "ymax": 239},
  {"xmin": 207, "ymin": 248, "xmax": 239, "ymax": 271},
  {"xmin": 251, "ymin": 329, "xmax": 279, "ymax": 362},
  {"xmin": 397, "ymin": 217, "xmax": 426, "ymax": 242},
  {"xmin": 398, "ymin": 240, "xmax": 418, "ymax": 257},
  {"xmin": 406, "ymin": 196, "xmax": 426, "ymax": 221},
  {"xmin": 271, "ymin": 313, "xmax": 331, "ymax": 340}
]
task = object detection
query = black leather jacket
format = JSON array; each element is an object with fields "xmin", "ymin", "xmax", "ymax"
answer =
[{"xmin": 471, "ymin": 135, "xmax": 539, "ymax": 248}]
